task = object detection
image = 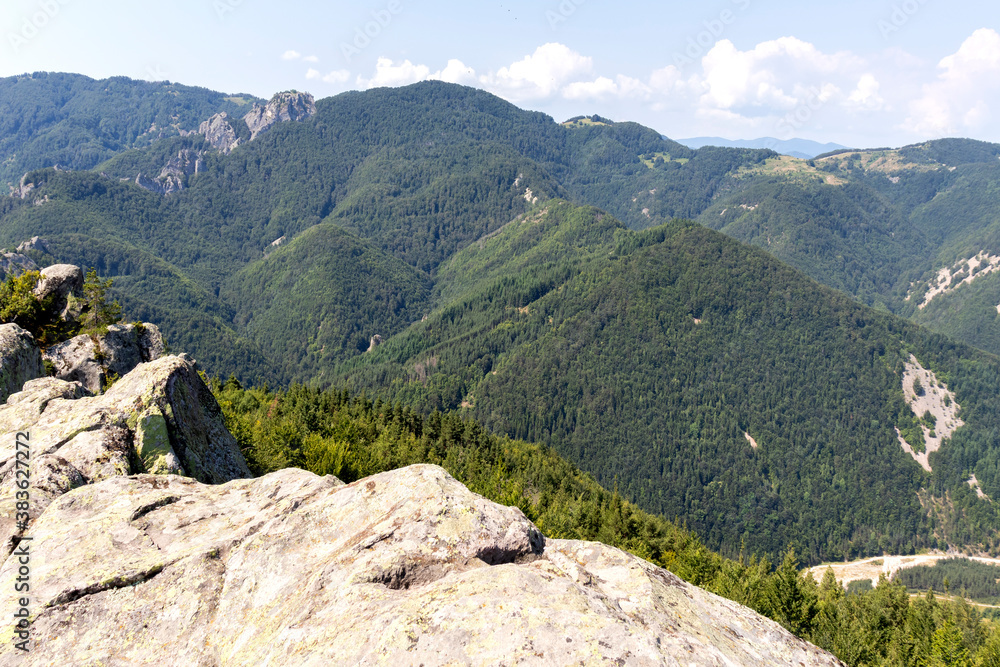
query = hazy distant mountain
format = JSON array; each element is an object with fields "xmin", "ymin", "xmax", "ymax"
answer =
[{"xmin": 677, "ymin": 136, "xmax": 848, "ymax": 159}]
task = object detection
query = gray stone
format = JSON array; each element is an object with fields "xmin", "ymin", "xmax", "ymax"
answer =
[
  {"xmin": 33, "ymin": 263, "xmax": 84, "ymax": 320},
  {"xmin": 16, "ymin": 236, "xmax": 48, "ymax": 254},
  {"xmin": 0, "ymin": 323, "xmax": 43, "ymax": 403},
  {"xmin": 0, "ymin": 252, "xmax": 37, "ymax": 280},
  {"xmin": 0, "ymin": 464, "xmax": 843, "ymax": 665},
  {"xmin": 243, "ymin": 91, "xmax": 316, "ymax": 140},
  {"xmin": 198, "ymin": 112, "xmax": 241, "ymax": 154},
  {"xmin": 43, "ymin": 322, "xmax": 165, "ymax": 394},
  {"xmin": 0, "ymin": 355, "xmax": 251, "ymax": 554}
]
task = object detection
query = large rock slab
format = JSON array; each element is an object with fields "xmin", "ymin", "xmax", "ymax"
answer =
[
  {"xmin": 0, "ymin": 324, "xmax": 43, "ymax": 403},
  {"xmin": 32, "ymin": 264, "xmax": 83, "ymax": 320},
  {"xmin": 0, "ymin": 464, "xmax": 843, "ymax": 666},
  {"xmin": 43, "ymin": 322, "xmax": 165, "ymax": 394},
  {"xmin": 0, "ymin": 355, "xmax": 251, "ymax": 555}
]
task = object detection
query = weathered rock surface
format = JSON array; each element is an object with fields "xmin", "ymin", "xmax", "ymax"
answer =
[
  {"xmin": 0, "ymin": 464, "xmax": 842, "ymax": 665},
  {"xmin": 32, "ymin": 263, "xmax": 83, "ymax": 320},
  {"xmin": 16, "ymin": 237, "xmax": 49, "ymax": 255},
  {"xmin": 135, "ymin": 149, "xmax": 205, "ymax": 195},
  {"xmin": 198, "ymin": 112, "xmax": 241, "ymax": 154},
  {"xmin": 0, "ymin": 324, "xmax": 43, "ymax": 404},
  {"xmin": 43, "ymin": 322, "xmax": 165, "ymax": 394},
  {"xmin": 0, "ymin": 355, "xmax": 251, "ymax": 555},
  {"xmin": 0, "ymin": 251, "xmax": 37, "ymax": 280},
  {"xmin": 242, "ymin": 90, "xmax": 316, "ymax": 140}
]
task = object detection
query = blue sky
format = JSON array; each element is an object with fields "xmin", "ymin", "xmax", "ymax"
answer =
[{"xmin": 2, "ymin": 0, "xmax": 999, "ymax": 147}]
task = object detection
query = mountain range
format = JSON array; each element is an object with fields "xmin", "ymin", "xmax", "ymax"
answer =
[
  {"xmin": 6, "ymin": 73, "xmax": 1000, "ymax": 567},
  {"xmin": 677, "ymin": 136, "xmax": 849, "ymax": 159}
]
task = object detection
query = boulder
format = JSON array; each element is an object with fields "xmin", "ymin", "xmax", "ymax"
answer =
[
  {"xmin": 0, "ymin": 324, "xmax": 43, "ymax": 403},
  {"xmin": 0, "ymin": 464, "xmax": 842, "ymax": 665},
  {"xmin": 32, "ymin": 263, "xmax": 84, "ymax": 320},
  {"xmin": 43, "ymin": 322, "xmax": 165, "ymax": 394},
  {"xmin": 0, "ymin": 355, "xmax": 251, "ymax": 554}
]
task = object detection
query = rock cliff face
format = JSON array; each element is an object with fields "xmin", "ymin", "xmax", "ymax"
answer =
[
  {"xmin": 44, "ymin": 322, "xmax": 165, "ymax": 394},
  {"xmin": 198, "ymin": 112, "xmax": 241, "ymax": 154},
  {"xmin": 0, "ymin": 324, "xmax": 43, "ymax": 403},
  {"xmin": 197, "ymin": 91, "xmax": 315, "ymax": 155},
  {"xmin": 135, "ymin": 148, "xmax": 205, "ymax": 195},
  {"xmin": 0, "ymin": 461, "xmax": 842, "ymax": 665},
  {"xmin": 0, "ymin": 355, "xmax": 252, "ymax": 556},
  {"xmin": 242, "ymin": 90, "xmax": 316, "ymax": 140}
]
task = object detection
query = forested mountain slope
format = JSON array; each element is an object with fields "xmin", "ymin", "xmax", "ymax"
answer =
[
  {"xmin": 6, "ymin": 77, "xmax": 1000, "ymax": 566},
  {"xmin": 337, "ymin": 201, "xmax": 1000, "ymax": 563},
  {"xmin": 0, "ymin": 72, "xmax": 260, "ymax": 188}
]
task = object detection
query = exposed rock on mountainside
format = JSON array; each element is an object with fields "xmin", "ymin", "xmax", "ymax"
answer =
[
  {"xmin": 197, "ymin": 92, "xmax": 315, "ymax": 155},
  {"xmin": 135, "ymin": 148, "xmax": 205, "ymax": 195},
  {"xmin": 198, "ymin": 112, "xmax": 241, "ymax": 154},
  {"xmin": 0, "ymin": 464, "xmax": 842, "ymax": 666},
  {"xmin": 0, "ymin": 355, "xmax": 252, "ymax": 554},
  {"xmin": 43, "ymin": 322, "xmax": 165, "ymax": 394},
  {"xmin": 243, "ymin": 90, "xmax": 316, "ymax": 140},
  {"xmin": 0, "ymin": 251, "xmax": 36, "ymax": 280},
  {"xmin": 0, "ymin": 324, "xmax": 43, "ymax": 403}
]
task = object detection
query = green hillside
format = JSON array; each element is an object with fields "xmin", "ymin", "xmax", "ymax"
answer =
[
  {"xmin": 0, "ymin": 72, "xmax": 260, "ymax": 188},
  {"xmin": 337, "ymin": 201, "xmax": 1000, "ymax": 563},
  {"xmin": 7, "ymin": 78, "xmax": 1000, "ymax": 567}
]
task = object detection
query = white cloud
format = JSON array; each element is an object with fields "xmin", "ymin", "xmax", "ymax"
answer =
[
  {"xmin": 357, "ymin": 57, "xmax": 432, "ymax": 89},
  {"xmin": 696, "ymin": 38, "xmax": 859, "ymax": 113},
  {"xmin": 562, "ymin": 75, "xmax": 651, "ymax": 101},
  {"xmin": 483, "ymin": 43, "xmax": 593, "ymax": 100},
  {"xmin": 432, "ymin": 59, "xmax": 478, "ymax": 86},
  {"xmin": 282, "ymin": 50, "xmax": 301, "ymax": 61},
  {"xmin": 906, "ymin": 29, "xmax": 1000, "ymax": 137},
  {"xmin": 303, "ymin": 55, "xmax": 319, "ymax": 63},
  {"xmin": 307, "ymin": 68, "xmax": 350, "ymax": 84},
  {"xmin": 846, "ymin": 74, "xmax": 886, "ymax": 112}
]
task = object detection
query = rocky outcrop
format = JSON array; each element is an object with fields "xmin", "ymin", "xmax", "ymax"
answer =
[
  {"xmin": 0, "ymin": 251, "xmax": 37, "ymax": 279},
  {"xmin": 198, "ymin": 112, "xmax": 241, "ymax": 154},
  {"xmin": 0, "ymin": 324, "xmax": 43, "ymax": 403},
  {"xmin": 196, "ymin": 92, "xmax": 315, "ymax": 156},
  {"xmin": 135, "ymin": 149, "xmax": 205, "ymax": 195},
  {"xmin": 0, "ymin": 355, "xmax": 252, "ymax": 554},
  {"xmin": 16, "ymin": 236, "xmax": 48, "ymax": 255},
  {"xmin": 0, "ymin": 463, "xmax": 841, "ymax": 665},
  {"xmin": 43, "ymin": 322, "xmax": 165, "ymax": 394},
  {"xmin": 32, "ymin": 263, "xmax": 83, "ymax": 320},
  {"xmin": 243, "ymin": 90, "xmax": 316, "ymax": 140}
]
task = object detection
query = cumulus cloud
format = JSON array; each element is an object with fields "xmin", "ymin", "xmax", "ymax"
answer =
[
  {"xmin": 357, "ymin": 57, "xmax": 432, "ymax": 89},
  {"xmin": 432, "ymin": 59, "xmax": 478, "ymax": 86},
  {"xmin": 281, "ymin": 50, "xmax": 301, "ymax": 61},
  {"xmin": 483, "ymin": 43, "xmax": 593, "ymax": 100},
  {"xmin": 906, "ymin": 29, "xmax": 1000, "ymax": 136},
  {"xmin": 696, "ymin": 38, "xmax": 859, "ymax": 113},
  {"xmin": 303, "ymin": 55, "xmax": 319, "ymax": 63},
  {"xmin": 846, "ymin": 74, "xmax": 886, "ymax": 111},
  {"xmin": 307, "ymin": 68, "xmax": 350, "ymax": 85}
]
